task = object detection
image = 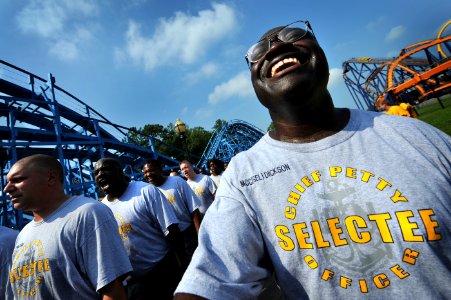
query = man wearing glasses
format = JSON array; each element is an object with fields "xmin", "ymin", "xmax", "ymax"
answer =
[{"xmin": 175, "ymin": 20, "xmax": 451, "ymax": 299}]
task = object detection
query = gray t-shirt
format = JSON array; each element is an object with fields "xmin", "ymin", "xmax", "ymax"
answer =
[
  {"xmin": 102, "ymin": 181, "xmax": 179, "ymax": 277},
  {"xmin": 0, "ymin": 226, "xmax": 18, "ymax": 299},
  {"xmin": 158, "ymin": 176, "xmax": 201, "ymax": 232},
  {"xmin": 176, "ymin": 109, "xmax": 451, "ymax": 299},
  {"xmin": 187, "ymin": 174, "xmax": 217, "ymax": 216},
  {"xmin": 8, "ymin": 195, "xmax": 132, "ymax": 300}
]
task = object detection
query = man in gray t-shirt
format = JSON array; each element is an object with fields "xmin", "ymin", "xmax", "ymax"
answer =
[
  {"xmin": 0, "ymin": 226, "xmax": 18, "ymax": 298},
  {"xmin": 179, "ymin": 160, "xmax": 217, "ymax": 218},
  {"xmin": 174, "ymin": 20, "xmax": 451, "ymax": 300},
  {"xmin": 143, "ymin": 159, "xmax": 201, "ymax": 262},
  {"xmin": 95, "ymin": 158, "xmax": 188, "ymax": 300},
  {"xmin": 3, "ymin": 154, "xmax": 132, "ymax": 300}
]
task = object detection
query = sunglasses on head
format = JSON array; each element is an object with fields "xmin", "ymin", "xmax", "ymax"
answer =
[{"xmin": 245, "ymin": 20, "xmax": 315, "ymax": 69}]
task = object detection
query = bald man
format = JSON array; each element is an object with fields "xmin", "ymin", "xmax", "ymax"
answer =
[{"xmin": 4, "ymin": 154, "xmax": 132, "ymax": 299}]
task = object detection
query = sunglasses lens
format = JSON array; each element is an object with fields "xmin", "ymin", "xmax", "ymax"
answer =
[
  {"xmin": 248, "ymin": 41, "xmax": 269, "ymax": 63},
  {"xmin": 278, "ymin": 26, "xmax": 308, "ymax": 43}
]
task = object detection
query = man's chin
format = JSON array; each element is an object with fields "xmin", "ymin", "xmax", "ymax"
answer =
[
  {"xmin": 12, "ymin": 202, "xmax": 23, "ymax": 210},
  {"xmin": 100, "ymin": 185, "xmax": 113, "ymax": 195}
]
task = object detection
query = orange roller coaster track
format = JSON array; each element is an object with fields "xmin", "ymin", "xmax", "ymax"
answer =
[{"xmin": 343, "ymin": 21, "xmax": 451, "ymax": 111}]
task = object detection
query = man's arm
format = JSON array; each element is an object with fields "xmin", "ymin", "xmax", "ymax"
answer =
[
  {"xmin": 99, "ymin": 278, "xmax": 127, "ymax": 300},
  {"xmin": 191, "ymin": 209, "xmax": 201, "ymax": 234},
  {"xmin": 166, "ymin": 223, "xmax": 190, "ymax": 271}
]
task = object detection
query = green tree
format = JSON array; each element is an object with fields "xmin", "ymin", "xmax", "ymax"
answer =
[
  {"xmin": 126, "ymin": 122, "xmax": 213, "ymax": 162},
  {"xmin": 187, "ymin": 126, "xmax": 212, "ymax": 158},
  {"xmin": 212, "ymin": 119, "xmax": 228, "ymax": 132}
]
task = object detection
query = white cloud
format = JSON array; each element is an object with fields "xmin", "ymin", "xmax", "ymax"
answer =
[
  {"xmin": 117, "ymin": 3, "xmax": 238, "ymax": 71},
  {"xmin": 366, "ymin": 16, "xmax": 387, "ymax": 31},
  {"xmin": 184, "ymin": 62, "xmax": 219, "ymax": 84},
  {"xmin": 208, "ymin": 71, "xmax": 253, "ymax": 104},
  {"xmin": 50, "ymin": 40, "xmax": 79, "ymax": 61},
  {"xmin": 385, "ymin": 25, "xmax": 406, "ymax": 42},
  {"xmin": 195, "ymin": 107, "xmax": 214, "ymax": 119},
  {"xmin": 328, "ymin": 68, "xmax": 344, "ymax": 89},
  {"xmin": 16, "ymin": 0, "xmax": 98, "ymax": 61}
]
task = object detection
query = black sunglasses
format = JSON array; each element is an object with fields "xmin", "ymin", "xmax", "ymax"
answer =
[{"xmin": 245, "ymin": 20, "xmax": 315, "ymax": 69}]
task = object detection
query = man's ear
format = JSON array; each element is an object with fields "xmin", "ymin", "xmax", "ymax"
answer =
[{"xmin": 47, "ymin": 169, "xmax": 58, "ymax": 186}]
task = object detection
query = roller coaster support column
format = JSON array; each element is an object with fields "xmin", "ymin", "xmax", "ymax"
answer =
[
  {"xmin": 93, "ymin": 119, "xmax": 106, "ymax": 158},
  {"xmin": 44, "ymin": 73, "xmax": 68, "ymax": 191},
  {"xmin": 8, "ymin": 110, "xmax": 18, "ymax": 163}
]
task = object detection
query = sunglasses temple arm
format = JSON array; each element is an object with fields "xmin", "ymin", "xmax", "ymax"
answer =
[{"xmin": 305, "ymin": 21, "xmax": 315, "ymax": 37}]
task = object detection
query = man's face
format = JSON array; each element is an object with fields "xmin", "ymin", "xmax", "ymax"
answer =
[
  {"xmin": 94, "ymin": 160, "xmax": 124, "ymax": 196},
  {"xmin": 180, "ymin": 162, "xmax": 195, "ymax": 180},
  {"xmin": 250, "ymin": 26, "xmax": 329, "ymax": 113},
  {"xmin": 143, "ymin": 163, "xmax": 163, "ymax": 185},
  {"xmin": 4, "ymin": 162, "xmax": 47, "ymax": 211},
  {"xmin": 209, "ymin": 161, "xmax": 221, "ymax": 176}
]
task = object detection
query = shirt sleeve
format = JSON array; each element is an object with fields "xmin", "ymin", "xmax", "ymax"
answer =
[
  {"xmin": 143, "ymin": 185, "xmax": 180, "ymax": 236},
  {"xmin": 77, "ymin": 203, "xmax": 132, "ymax": 292},
  {"xmin": 206, "ymin": 176, "xmax": 217, "ymax": 195},
  {"xmin": 175, "ymin": 193, "xmax": 271, "ymax": 298},
  {"xmin": 180, "ymin": 178, "xmax": 201, "ymax": 213}
]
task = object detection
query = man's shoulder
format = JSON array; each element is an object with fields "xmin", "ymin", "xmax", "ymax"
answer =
[
  {"xmin": 194, "ymin": 173, "xmax": 206, "ymax": 180},
  {"xmin": 354, "ymin": 109, "xmax": 450, "ymax": 146},
  {"xmin": 0, "ymin": 226, "xmax": 18, "ymax": 242},
  {"xmin": 69, "ymin": 196, "xmax": 112, "ymax": 216},
  {"xmin": 167, "ymin": 175, "xmax": 188, "ymax": 187},
  {"xmin": 201, "ymin": 174, "xmax": 215, "ymax": 184},
  {"xmin": 129, "ymin": 180, "xmax": 151, "ymax": 189},
  {"xmin": 168, "ymin": 175, "xmax": 182, "ymax": 182},
  {"xmin": 125, "ymin": 181, "xmax": 157, "ymax": 197}
]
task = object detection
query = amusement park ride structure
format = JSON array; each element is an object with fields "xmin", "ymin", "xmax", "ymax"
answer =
[
  {"xmin": 0, "ymin": 59, "xmax": 264, "ymax": 228},
  {"xmin": 343, "ymin": 21, "xmax": 450, "ymax": 110},
  {"xmin": 1, "ymin": 21, "xmax": 449, "ymax": 229}
]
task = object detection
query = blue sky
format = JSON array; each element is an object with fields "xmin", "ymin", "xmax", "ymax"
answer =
[{"xmin": 1, "ymin": 0, "xmax": 450, "ymax": 132}]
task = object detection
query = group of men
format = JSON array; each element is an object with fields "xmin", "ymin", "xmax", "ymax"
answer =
[
  {"xmin": 2, "ymin": 19, "xmax": 450, "ymax": 300},
  {"xmin": 1, "ymin": 155, "xmax": 219, "ymax": 300}
]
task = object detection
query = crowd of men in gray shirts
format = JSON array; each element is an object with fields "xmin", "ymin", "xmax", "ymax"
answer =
[{"xmin": 1, "ymin": 155, "xmax": 220, "ymax": 300}]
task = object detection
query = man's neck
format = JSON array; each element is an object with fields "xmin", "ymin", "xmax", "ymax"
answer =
[
  {"xmin": 33, "ymin": 194, "xmax": 71, "ymax": 222},
  {"xmin": 270, "ymin": 108, "xmax": 350, "ymax": 143},
  {"xmin": 107, "ymin": 181, "xmax": 129, "ymax": 201},
  {"xmin": 153, "ymin": 176, "xmax": 168, "ymax": 187}
]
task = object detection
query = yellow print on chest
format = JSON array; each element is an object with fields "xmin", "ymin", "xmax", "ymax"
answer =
[
  {"xmin": 274, "ymin": 165, "xmax": 442, "ymax": 294},
  {"xmin": 114, "ymin": 213, "xmax": 133, "ymax": 239},
  {"xmin": 163, "ymin": 190, "xmax": 175, "ymax": 204},
  {"xmin": 194, "ymin": 187, "xmax": 204, "ymax": 197},
  {"xmin": 10, "ymin": 240, "xmax": 52, "ymax": 297}
]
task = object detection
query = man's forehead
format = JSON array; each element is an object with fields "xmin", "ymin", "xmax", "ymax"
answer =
[
  {"xmin": 7, "ymin": 162, "xmax": 31, "ymax": 178},
  {"xmin": 259, "ymin": 26, "xmax": 285, "ymax": 41},
  {"xmin": 95, "ymin": 159, "xmax": 120, "ymax": 170},
  {"xmin": 7, "ymin": 164, "xmax": 21, "ymax": 178}
]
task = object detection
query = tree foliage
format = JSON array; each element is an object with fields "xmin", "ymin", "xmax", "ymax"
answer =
[
  {"xmin": 212, "ymin": 119, "xmax": 228, "ymax": 132},
  {"xmin": 126, "ymin": 120, "xmax": 217, "ymax": 161}
]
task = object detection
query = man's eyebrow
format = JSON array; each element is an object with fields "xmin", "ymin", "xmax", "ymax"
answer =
[{"xmin": 8, "ymin": 174, "xmax": 26, "ymax": 181}]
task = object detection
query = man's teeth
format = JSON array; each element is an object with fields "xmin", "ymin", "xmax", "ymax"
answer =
[{"xmin": 271, "ymin": 57, "xmax": 300, "ymax": 77}]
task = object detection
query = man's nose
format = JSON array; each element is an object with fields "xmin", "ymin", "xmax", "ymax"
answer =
[{"xmin": 3, "ymin": 181, "xmax": 13, "ymax": 193}]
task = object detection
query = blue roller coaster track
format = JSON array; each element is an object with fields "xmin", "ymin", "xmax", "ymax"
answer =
[
  {"xmin": 0, "ymin": 60, "xmax": 266, "ymax": 229},
  {"xmin": 197, "ymin": 119, "xmax": 265, "ymax": 170}
]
